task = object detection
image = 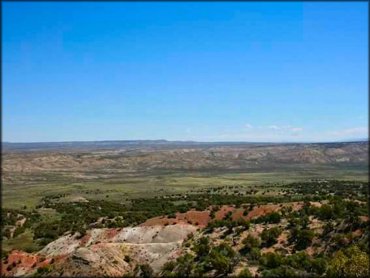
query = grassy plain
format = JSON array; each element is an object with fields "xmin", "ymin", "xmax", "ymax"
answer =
[{"xmin": 3, "ymin": 165, "xmax": 368, "ymax": 210}]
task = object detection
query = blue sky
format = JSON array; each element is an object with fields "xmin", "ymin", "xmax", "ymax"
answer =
[{"xmin": 3, "ymin": 2, "xmax": 368, "ymax": 142}]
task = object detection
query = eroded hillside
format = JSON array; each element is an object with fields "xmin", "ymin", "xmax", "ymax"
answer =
[{"xmin": 3, "ymin": 142, "xmax": 368, "ymax": 182}]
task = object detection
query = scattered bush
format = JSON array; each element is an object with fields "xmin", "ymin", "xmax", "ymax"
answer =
[{"xmin": 261, "ymin": 227, "xmax": 282, "ymax": 247}]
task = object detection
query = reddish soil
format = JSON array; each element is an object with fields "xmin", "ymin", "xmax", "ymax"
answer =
[
  {"xmin": 141, "ymin": 217, "xmax": 177, "ymax": 226},
  {"xmin": 290, "ymin": 202, "xmax": 304, "ymax": 211},
  {"xmin": 38, "ymin": 258, "xmax": 54, "ymax": 268},
  {"xmin": 1, "ymin": 250, "xmax": 56, "ymax": 276},
  {"xmin": 215, "ymin": 205, "xmax": 235, "ymax": 220},
  {"xmin": 5, "ymin": 251, "xmax": 39, "ymax": 268},
  {"xmin": 231, "ymin": 208, "xmax": 245, "ymax": 221},
  {"xmin": 245, "ymin": 204, "xmax": 280, "ymax": 219},
  {"xmin": 142, "ymin": 202, "xmax": 303, "ymax": 228},
  {"xmin": 175, "ymin": 210, "xmax": 211, "ymax": 226},
  {"xmin": 104, "ymin": 228, "xmax": 120, "ymax": 239},
  {"xmin": 80, "ymin": 234, "xmax": 91, "ymax": 246},
  {"xmin": 142, "ymin": 210, "xmax": 211, "ymax": 227}
]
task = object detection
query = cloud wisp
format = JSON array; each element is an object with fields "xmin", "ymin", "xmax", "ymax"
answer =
[
  {"xmin": 211, "ymin": 123, "xmax": 305, "ymax": 142},
  {"xmin": 328, "ymin": 127, "xmax": 367, "ymax": 138},
  {"xmin": 253, "ymin": 124, "xmax": 304, "ymax": 136},
  {"xmin": 208, "ymin": 124, "xmax": 368, "ymax": 142}
]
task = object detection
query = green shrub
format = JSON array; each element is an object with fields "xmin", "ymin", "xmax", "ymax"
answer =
[
  {"xmin": 241, "ymin": 235, "xmax": 261, "ymax": 253},
  {"xmin": 36, "ymin": 265, "xmax": 52, "ymax": 274},
  {"xmin": 161, "ymin": 261, "xmax": 177, "ymax": 277},
  {"xmin": 261, "ymin": 266, "xmax": 297, "ymax": 277},
  {"xmin": 237, "ymin": 268, "xmax": 253, "ymax": 277},
  {"xmin": 261, "ymin": 227, "xmax": 281, "ymax": 247},
  {"xmin": 206, "ymin": 243, "xmax": 238, "ymax": 275},
  {"xmin": 248, "ymin": 247, "xmax": 261, "ymax": 261},
  {"xmin": 290, "ymin": 229, "xmax": 315, "ymax": 251},
  {"xmin": 260, "ymin": 252, "xmax": 283, "ymax": 269},
  {"xmin": 327, "ymin": 245, "xmax": 369, "ymax": 277},
  {"xmin": 193, "ymin": 236, "xmax": 210, "ymax": 258}
]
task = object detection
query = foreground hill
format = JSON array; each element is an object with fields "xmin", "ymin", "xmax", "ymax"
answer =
[
  {"xmin": 2, "ymin": 193, "xmax": 369, "ymax": 277},
  {"xmin": 2, "ymin": 223, "xmax": 197, "ymax": 277}
]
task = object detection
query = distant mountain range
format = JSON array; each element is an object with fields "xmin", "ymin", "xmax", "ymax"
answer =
[{"xmin": 2, "ymin": 139, "xmax": 368, "ymax": 152}]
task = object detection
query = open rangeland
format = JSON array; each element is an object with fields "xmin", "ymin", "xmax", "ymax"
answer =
[{"xmin": 1, "ymin": 141, "xmax": 369, "ymax": 277}]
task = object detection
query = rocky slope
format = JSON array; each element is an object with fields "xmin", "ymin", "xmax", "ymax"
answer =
[
  {"xmin": 1, "ymin": 202, "xmax": 305, "ymax": 277},
  {"xmin": 4, "ymin": 200, "xmax": 368, "ymax": 277},
  {"xmin": 2, "ymin": 224, "xmax": 197, "ymax": 277}
]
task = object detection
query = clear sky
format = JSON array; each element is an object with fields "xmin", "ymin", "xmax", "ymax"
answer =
[{"xmin": 3, "ymin": 1, "xmax": 368, "ymax": 143}]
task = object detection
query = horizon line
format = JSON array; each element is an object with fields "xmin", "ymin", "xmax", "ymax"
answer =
[{"xmin": 3, "ymin": 138, "xmax": 368, "ymax": 145}]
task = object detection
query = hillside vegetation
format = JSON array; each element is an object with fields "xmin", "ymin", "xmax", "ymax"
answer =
[{"xmin": 1, "ymin": 141, "xmax": 368, "ymax": 277}]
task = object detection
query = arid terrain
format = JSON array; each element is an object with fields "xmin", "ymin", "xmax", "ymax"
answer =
[{"xmin": 1, "ymin": 141, "xmax": 369, "ymax": 277}]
